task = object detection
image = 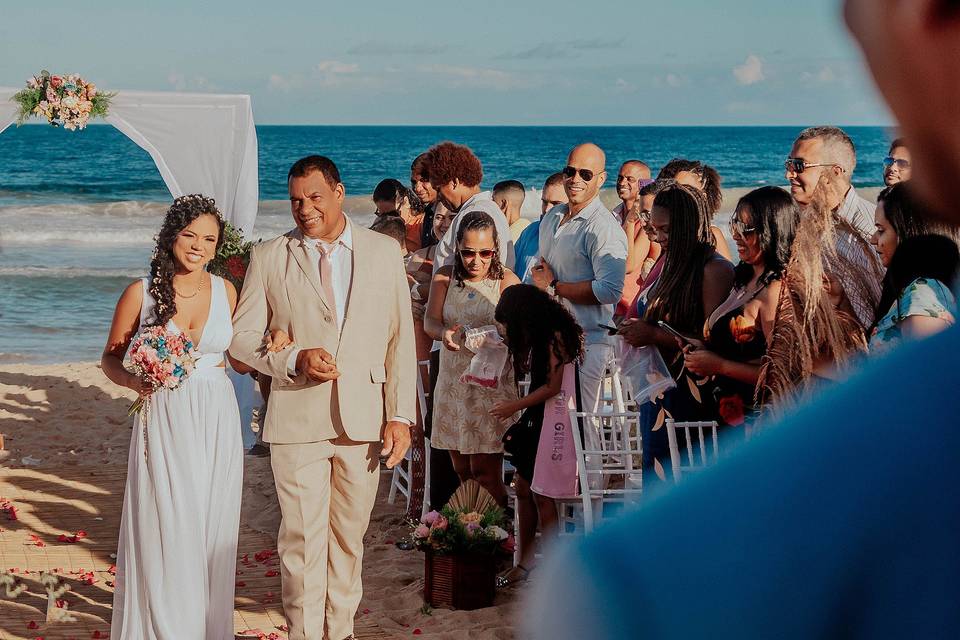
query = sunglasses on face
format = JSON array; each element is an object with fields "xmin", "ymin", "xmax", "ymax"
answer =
[
  {"xmin": 459, "ymin": 249, "xmax": 496, "ymax": 260},
  {"xmin": 784, "ymin": 158, "xmax": 842, "ymax": 175},
  {"xmin": 730, "ymin": 219, "xmax": 757, "ymax": 236},
  {"xmin": 562, "ymin": 166, "xmax": 596, "ymax": 182},
  {"xmin": 883, "ymin": 157, "xmax": 911, "ymax": 170}
]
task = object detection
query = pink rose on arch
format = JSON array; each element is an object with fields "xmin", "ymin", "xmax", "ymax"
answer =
[
  {"xmin": 413, "ymin": 524, "xmax": 430, "ymax": 539},
  {"xmin": 421, "ymin": 510, "xmax": 440, "ymax": 526},
  {"xmin": 431, "ymin": 515, "xmax": 448, "ymax": 531},
  {"xmin": 50, "ymin": 75, "xmax": 64, "ymax": 89}
]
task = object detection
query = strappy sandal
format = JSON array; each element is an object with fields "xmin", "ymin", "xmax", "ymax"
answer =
[{"xmin": 496, "ymin": 564, "xmax": 532, "ymax": 589}]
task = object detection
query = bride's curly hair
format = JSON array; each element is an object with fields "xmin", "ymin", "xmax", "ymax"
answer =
[{"xmin": 147, "ymin": 194, "xmax": 225, "ymax": 327}]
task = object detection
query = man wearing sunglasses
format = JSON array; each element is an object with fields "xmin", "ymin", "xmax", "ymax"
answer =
[
  {"xmin": 785, "ymin": 126, "xmax": 883, "ymax": 330},
  {"xmin": 882, "ymin": 138, "xmax": 912, "ymax": 186},
  {"xmin": 532, "ymin": 142, "xmax": 627, "ymax": 418}
]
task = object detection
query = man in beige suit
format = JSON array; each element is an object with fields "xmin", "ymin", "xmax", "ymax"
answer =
[{"xmin": 230, "ymin": 155, "xmax": 416, "ymax": 640}]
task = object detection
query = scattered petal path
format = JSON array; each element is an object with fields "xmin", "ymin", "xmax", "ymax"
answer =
[{"xmin": 0, "ymin": 467, "xmax": 389, "ymax": 639}]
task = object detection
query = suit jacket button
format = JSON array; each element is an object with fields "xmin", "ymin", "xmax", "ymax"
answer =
[{"xmin": 324, "ymin": 315, "xmax": 332, "ymax": 323}]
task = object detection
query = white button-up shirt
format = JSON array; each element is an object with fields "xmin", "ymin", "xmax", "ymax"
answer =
[
  {"xmin": 286, "ymin": 219, "xmax": 410, "ymax": 425},
  {"xmin": 286, "ymin": 220, "xmax": 353, "ymax": 370}
]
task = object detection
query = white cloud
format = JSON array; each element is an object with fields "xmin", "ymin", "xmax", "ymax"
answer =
[
  {"xmin": 166, "ymin": 73, "xmax": 217, "ymax": 92},
  {"xmin": 733, "ymin": 55, "xmax": 765, "ymax": 85},
  {"xmin": 801, "ymin": 66, "xmax": 837, "ymax": 84},
  {"xmin": 416, "ymin": 64, "xmax": 525, "ymax": 90},
  {"xmin": 316, "ymin": 60, "xmax": 359, "ymax": 74},
  {"xmin": 612, "ymin": 77, "xmax": 637, "ymax": 94},
  {"xmin": 665, "ymin": 73, "xmax": 684, "ymax": 88},
  {"xmin": 267, "ymin": 73, "xmax": 304, "ymax": 93}
]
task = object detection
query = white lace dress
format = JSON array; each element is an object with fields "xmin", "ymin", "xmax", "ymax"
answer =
[{"xmin": 111, "ymin": 275, "xmax": 243, "ymax": 639}]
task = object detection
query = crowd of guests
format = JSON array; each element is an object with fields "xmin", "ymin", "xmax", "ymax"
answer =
[{"xmin": 358, "ymin": 129, "xmax": 958, "ymax": 588}]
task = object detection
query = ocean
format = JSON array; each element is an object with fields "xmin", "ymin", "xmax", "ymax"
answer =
[{"xmin": 0, "ymin": 125, "xmax": 893, "ymax": 363}]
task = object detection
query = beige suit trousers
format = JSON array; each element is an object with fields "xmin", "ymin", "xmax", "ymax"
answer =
[{"xmin": 270, "ymin": 436, "xmax": 381, "ymax": 640}]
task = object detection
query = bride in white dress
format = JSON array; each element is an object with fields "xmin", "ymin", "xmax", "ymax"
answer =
[{"xmin": 101, "ymin": 195, "xmax": 247, "ymax": 639}]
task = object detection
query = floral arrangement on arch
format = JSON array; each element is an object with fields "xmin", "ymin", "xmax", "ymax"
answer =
[
  {"xmin": 12, "ymin": 71, "xmax": 113, "ymax": 130},
  {"xmin": 208, "ymin": 221, "xmax": 254, "ymax": 292},
  {"xmin": 411, "ymin": 480, "xmax": 512, "ymax": 555}
]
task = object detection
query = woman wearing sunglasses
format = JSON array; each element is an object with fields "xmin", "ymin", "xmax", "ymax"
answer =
[
  {"xmin": 680, "ymin": 187, "xmax": 800, "ymax": 428},
  {"xmin": 425, "ymin": 210, "xmax": 521, "ymax": 508},
  {"xmin": 883, "ymin": 138, "xmax": 913, "ymax": 186}
]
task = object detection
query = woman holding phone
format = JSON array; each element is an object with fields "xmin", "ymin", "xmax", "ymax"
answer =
[
  {"xmin": 680, "ymin": 187, "xmax": 800, "ymax": 428},
  {"xmin": 618, "ymin": 182, "xmax": 734, "ymax": 480}
]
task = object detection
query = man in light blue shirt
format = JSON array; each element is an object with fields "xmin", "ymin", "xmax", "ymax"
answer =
[
  {"xmin": 531, "ymin": 143, "xmax": 627, "ymax": 414},
  {"xmin": 515, "ymin": 172, "xmax": 567, "ymax": 282}
]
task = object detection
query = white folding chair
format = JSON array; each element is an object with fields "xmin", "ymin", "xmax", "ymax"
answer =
[
  {"xmin": 665, "ymin": 419, "xmax": 719, "ymax": 482},
  {"xmin": 567, "ymin": 408, "xmax": 644, "ymax": 533},
  {"xmin": 387, "ymin": 359, "xmax": 432, "ymax": 514}
]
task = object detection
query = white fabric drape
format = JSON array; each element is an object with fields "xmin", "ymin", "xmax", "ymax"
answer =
[{"xmin": 0, "ymin": 87, "xmax": 259, "ymax": 235}]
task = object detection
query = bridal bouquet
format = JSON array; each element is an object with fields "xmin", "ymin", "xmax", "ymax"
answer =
[
  {"xmin": 12, "ymin": 70, "xmax": 113, "ymax": 130},
  {"xmin": 127, "ymin": 326, "xmax": 197, "ymax": 415}
]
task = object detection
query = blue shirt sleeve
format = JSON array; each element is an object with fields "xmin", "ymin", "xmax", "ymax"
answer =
[{"xmin": 586, "ymin": 217, "xmax": 628, "ymax": 305}]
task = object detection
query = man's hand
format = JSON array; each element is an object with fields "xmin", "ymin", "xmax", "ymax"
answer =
[
  {"xmin": 295, "ymin": 347, "xmax": 340, "ymax": 383},
  {"xmin": 380, "ymin": 420, "xmax": 411, "ymax": 469},
  {"xmin": 531, "ymin": 258, "xmax": 556, "ymax": 291}
]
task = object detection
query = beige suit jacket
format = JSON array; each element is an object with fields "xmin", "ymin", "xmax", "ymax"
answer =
[{"xmin": 229, "ymin": 223, "xmax": 417, "ymax": 443}]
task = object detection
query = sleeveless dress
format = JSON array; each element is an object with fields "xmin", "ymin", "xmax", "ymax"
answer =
[
  {"xmin": 432, "ymin": 277, "xmax": 519, "ymax": 454},
  {"xmin": 704, "ymin": 286, "xmax": 769, "ymax": 427},
  {"xmin": 111, "ymin": 276, "xmax": 243, "ymax": 640}
]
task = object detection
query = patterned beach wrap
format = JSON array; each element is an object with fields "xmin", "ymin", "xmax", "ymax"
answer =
[{"xmin": 531, "ymin": 363, "xmax": 579, "ymax": 499}]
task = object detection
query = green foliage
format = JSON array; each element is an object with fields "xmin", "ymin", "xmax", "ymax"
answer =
[
  {"xmin": 410, "ymin": 504, "xmax": 510, "ymax": 556},
  {"xmin": 207, "ymin": 222, "xmax": 254, "ymax": 292}
]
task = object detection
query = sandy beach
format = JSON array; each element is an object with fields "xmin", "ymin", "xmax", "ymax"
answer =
[{"xmin": 0, "ymin": 362, "xmax": 521, "ymax": 639}]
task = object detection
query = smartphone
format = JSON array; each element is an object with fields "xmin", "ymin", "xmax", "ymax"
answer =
[
  {"xmin": 657, "ymin": 320, "xmax": 694, "ymax": 346},
  {"xmin": 597, "ymin": 323, "xmax": 619, "ymax": 335}
]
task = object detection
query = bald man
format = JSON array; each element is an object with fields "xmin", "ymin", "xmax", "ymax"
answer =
[
  {"xmin": 612, "ymin": 160, "xmax": 654, "ymax": 319},
  {"xmin": 531, "ymin": 143, "xmax": 627, "ymax": 418},
  {"xmin": 529, "ymin": 2, "xmax": 960, "ymax": 637}
]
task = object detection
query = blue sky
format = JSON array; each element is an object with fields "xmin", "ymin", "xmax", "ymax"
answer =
[{"xmin": 0, "ymin": 0, "xmax": 889, "ymax": 125}]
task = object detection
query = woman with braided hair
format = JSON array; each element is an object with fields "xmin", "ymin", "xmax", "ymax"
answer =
[{"xmin": 101, "ymin": 195, "xmax": 246, "ymax": 639}]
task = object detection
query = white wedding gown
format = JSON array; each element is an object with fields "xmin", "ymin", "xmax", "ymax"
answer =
[{"xmin": 111, "ymin": 275, "xmax": 243, "ymax": 639}]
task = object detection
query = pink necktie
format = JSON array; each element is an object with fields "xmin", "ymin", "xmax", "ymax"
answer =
[{"xmin": 317, "ymin": 244, "xmax": 336, "ymax": 312}]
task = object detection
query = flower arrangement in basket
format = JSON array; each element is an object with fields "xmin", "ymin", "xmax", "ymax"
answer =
[
  {"xmin": 412, "ymin": 480, "xmax": 512, "ymax": 610},
  {"xmin": 12, "ymin": 71, "xmax": 114, "ymax": 130},
  {"xmin": 412, "ymin": 480, "xmax": 510, "ymax": 554},
  {"xmin": 208, "ymin": 221, "xmax": 254, "ymax": 292}
]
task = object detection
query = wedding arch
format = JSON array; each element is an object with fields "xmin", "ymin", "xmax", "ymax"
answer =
[{"xmin": 0, "ymin": 84, "xmax": 260, "ymax": 235}]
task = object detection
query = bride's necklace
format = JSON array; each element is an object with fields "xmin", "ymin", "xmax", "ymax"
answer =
[{"xmin": 174, "ymin": 274, "xmax": 206, "ymax": 299}]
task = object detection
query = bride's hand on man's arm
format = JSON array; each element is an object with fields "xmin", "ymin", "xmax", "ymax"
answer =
[{"xmin": 263, "ymin": 329, "xmax": 293, "ymax": 353}]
